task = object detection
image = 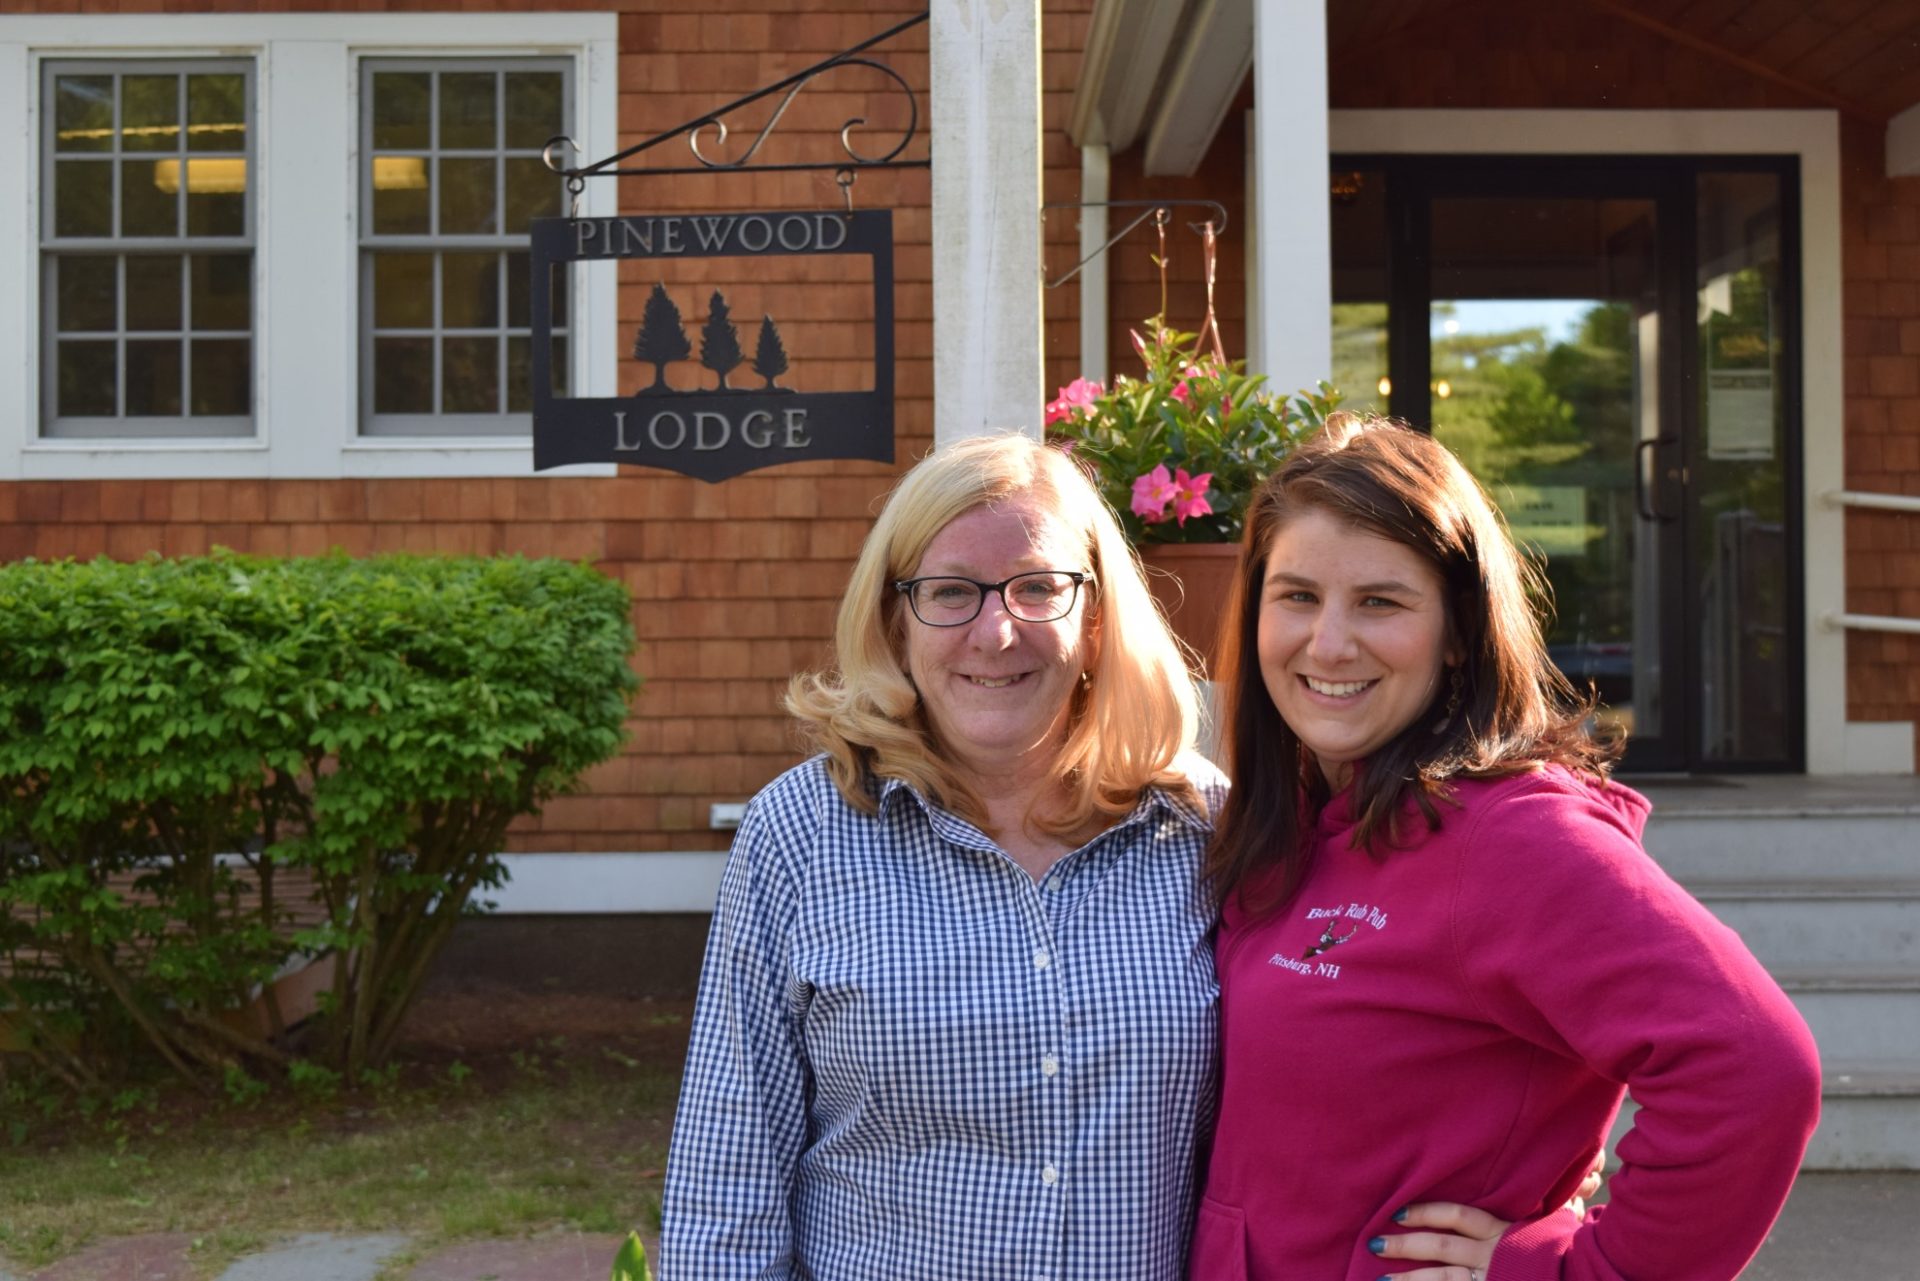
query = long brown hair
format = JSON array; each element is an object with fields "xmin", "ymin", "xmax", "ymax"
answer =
[{"xmin": 1205, "ymin": 414, "xmax": 1618, "ymax": 910}]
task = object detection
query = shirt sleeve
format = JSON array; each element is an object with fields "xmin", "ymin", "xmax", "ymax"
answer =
[
  {"xmin": 659, "ymin": 784, "xmax": 814, "ymax": 1281},
  {"xmin": 1451, "ymin": 783, "xmax": 1822, "ymax": 1281}
]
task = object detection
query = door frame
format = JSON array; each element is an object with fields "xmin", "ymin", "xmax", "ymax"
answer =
[
  {"xmin": 1323, "ymin": 110, "xmax": 1843, "ymax": 773},
  {"xmin": 1330, "ymin": 154, "xmax": 1805, "ymax": 771}
]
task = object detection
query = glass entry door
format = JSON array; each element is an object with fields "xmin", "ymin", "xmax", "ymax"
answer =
[{"xmin": 1330, "ymin": 160, "xmax": 1800, "ymax": 772}]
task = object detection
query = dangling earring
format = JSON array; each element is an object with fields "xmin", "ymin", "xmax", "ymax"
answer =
[{"xmin": 1431, "ymin": 667, "xmax": 1464, "ymax": 735}]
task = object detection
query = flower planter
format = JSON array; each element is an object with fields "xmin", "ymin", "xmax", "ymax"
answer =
[{"xmin": 1137, "ymin": 542, "xmax": 1243, "ymax": 676}]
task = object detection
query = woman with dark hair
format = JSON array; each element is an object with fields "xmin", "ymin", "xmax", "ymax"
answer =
[{"xmin": 1191, "ymin": 415, "xmax": 1821, "ymax": 1281}]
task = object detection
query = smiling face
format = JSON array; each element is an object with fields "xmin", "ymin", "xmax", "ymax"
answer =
[
  {"xmin": 1257, "ymin": 507, "xmax": 1457, "ymax": 789},
  {"xmin": 901, "ymin": 494, "xmax": 1094, "ymax": 786}
]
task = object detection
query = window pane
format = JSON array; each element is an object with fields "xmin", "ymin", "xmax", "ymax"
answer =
[
  {"xmin": 503, "ymin": 72, "xmax": 563, "ymax": 149},
  {"xmin": 440, "ymin": 72, "xmax": 496, "ymax": 150},
  {"xmin": 58, "ymin": 341, "xmax": 118, "ymax": 415},
  {"xmin": 506, "ymin": 254, "xmax": 568, "ymax": 329},
  {"xmin": 372, "ymin": 72, "xmax": 431, "ymax": 150},
  {"xmin": 375, "ymin": 338, "xmax": 434, "ymax": 412},
  {"xmin": 187, "ymin": 74, "xmax": 245, "ymax": 152},
  {"xmin": 507, "ymin": 333, "xmax": 564, "ymax": 408},
  {"xmin": 186, "ymin": 179, "xmax": 245, "ymax": 237},
  {"xmin": 372, "ymin": 163, "xmax": 432, "ymax": 235},
  {"xmin": 373, "ymin": 253, "xmax": 435, "ymax": 328},
  {"xmin": 442, "ymin": 335, "xmax": 498, "ymax": 411},
  {"xmin": 55, "ymin": 76, "xmax": 113, "ymax": 153},
  {"xmin": 126, "ymin": 255, "xmax": 184, "ymax": 331},
  {"xmin": 507, "ymin": 334, "xmax": 531, "ymax": 411},
  {"xmin": 121, "ymin": 160, "xmax": 177, "ymax": 237},
  {"xmin": 189, "ymin": 339, "xmax": 249, "ymax": 414},
  {"xmin": 190, "ymin": 254, "xmax": 250, "ymax": 331},
  {"xmin": 126, "ymin": 339, "xmax": 183, "ymax": 415},
  {"xmin": 54, "ymin": 161, "xmax": 113, "ymax": 238},
  {"xmin": 441, "ymin": 251, "xmax": 499, "ymax": 329},
  {"xmin": 502, "ymin": 157, "xmax": 561, "ymax": 233},
  {"xmin": 121, "ymin": 74, "xmax": 180, "ymax": 153},
  {"xmin": 438, "ymin": 158, "xmax": 496, "ymax": 234},
  {"xmin": 57, "ymin": 255, "xmax": 119, "ymax": 332}
]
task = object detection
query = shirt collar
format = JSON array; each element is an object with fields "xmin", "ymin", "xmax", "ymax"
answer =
[{"xmin": 874, "ymin": 772, "xmax": 1213, "ymax": 835}]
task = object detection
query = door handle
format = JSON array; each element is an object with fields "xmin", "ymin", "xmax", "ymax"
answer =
[{"xmin": 1634, "ymin": 435, "xmax": 1677, "ymax": 523}]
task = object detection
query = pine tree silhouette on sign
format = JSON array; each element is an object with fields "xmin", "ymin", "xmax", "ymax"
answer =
[
  {"xmin": 700, "ymin": 290, "xmax": 745, "ymax": 390},
  {"xmin": 752, "ymin": 315, "xmax": 790, "ymax": 390},
  {"xmin": 633, "ymin": 284, "xmax": 691, "ymax": 390}
]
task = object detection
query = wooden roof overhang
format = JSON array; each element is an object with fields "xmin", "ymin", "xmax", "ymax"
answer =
[{"xmin": 1069, "ymin": 0, "xmax": 1920, "ymax": 176}]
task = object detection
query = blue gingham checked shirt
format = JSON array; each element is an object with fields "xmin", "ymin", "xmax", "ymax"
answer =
[{"xmin": 660, "ymin": 754, "xmax": 1225, "ymax": 1281}]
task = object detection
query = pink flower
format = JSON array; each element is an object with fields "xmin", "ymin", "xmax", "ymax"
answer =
[
  {"xmin": 1045, "ymin": 377, "xmax": 1104, "ymax": 425},
  {"xmin": 1131, "ymin": 464, "xmax": 1178, "ymax": 523},
  {"xmin": 1171, "ymin": 469, "xmax": 1214, "ymax": 526},
  {"xmin": 1171, "ymin": 364, "xmax": 1231, "ymax": 415},
  {"xmin": 1130, "ymin": 329, "xmax": 1151, "ymax": 365}
]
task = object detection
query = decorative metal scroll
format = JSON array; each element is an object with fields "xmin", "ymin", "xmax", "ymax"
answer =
[
  {"xmin": 530, "ymin": 210, "xmax": 895, "ymax": 481},
  {"xmin": 543, "ymin": 11, "xmax": 930, "ymax": 186}
]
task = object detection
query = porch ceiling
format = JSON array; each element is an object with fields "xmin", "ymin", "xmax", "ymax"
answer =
[{"xmin": 1070, "ymin": 0, "xmax": 1920, "ymax": 171}]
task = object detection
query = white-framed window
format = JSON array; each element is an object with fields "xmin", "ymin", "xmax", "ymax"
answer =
[
  {"xmin": 0, "ymin": 14, "xmax": 618, "ymax": 480},
  {"xmin": 40, "ymin": 59, "xmax": 255, "ymax": 439},
  {"xmin": 360, "ymin": 57, "xmax": 571, "ymax": 437}
]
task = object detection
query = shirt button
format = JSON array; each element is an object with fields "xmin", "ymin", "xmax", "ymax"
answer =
[
  {"xmin": 1041, "ymin": 1054, "xmax": 1059, "ymax": 1078},
  {"xmin": 1032, "ymin": 948, "xmax": 1050, "ymax": 970},
  {"xmin": 1045, "ymin": 877, "xmax": 1062, "ymax": 892},
  {"xmin": 1041, "ymin": 1163, "xmax": 1059, "ymax": 1186}
]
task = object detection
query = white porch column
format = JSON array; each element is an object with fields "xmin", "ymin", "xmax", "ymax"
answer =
[
  {"xmin": 931, "ymin": 0, "xmax": 1045, "ymax": 446},
  {"xmin": 1888, "ymin": 101, "xmax": 1920, "ymax": 177},
  {"xmin": 1250, "ymin": 0, "xmax": 1332, "ymax": 395},
  {"xmin": 1079, "ymin": 145, "xmax": 1111, "ymax": 386}
]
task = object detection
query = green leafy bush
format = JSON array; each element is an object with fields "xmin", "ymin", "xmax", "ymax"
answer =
[{"xmin": 0, "ymin": 552, "xmax": 638, "ymax": 1092}]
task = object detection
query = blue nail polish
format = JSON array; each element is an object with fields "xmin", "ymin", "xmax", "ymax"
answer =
[
  {"xmin": 1392, "ymin": 1205, "xmax": 1410, "ymax": 1223},
  {"xmin": 1368, "ymin": 1235, "xmax": 1386, "ymax": 1255}
]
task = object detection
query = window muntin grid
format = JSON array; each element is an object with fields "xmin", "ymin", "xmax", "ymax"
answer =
[
  {"xmin": 40, "ymin": 60, "xmax": 254, "ymax": 438},
  {"xmin": 360, "ymin": 59, "xmax": 571, "ymax": 437}
]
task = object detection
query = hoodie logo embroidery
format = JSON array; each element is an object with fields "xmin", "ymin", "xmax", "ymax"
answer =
[
  {"xmin": 1301, "ymin": 920, "xmax": 1357, "ymax": 959},
  {"xmin": 1268, "ymin": 902, "xmax": 1389, "ymax": 980}
]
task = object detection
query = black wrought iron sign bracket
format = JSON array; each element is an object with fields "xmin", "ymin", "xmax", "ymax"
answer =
[
  {"xmin": 541, "ymin": 9, "xmax": 931, "ymax": 197},
  {"xmin": 528, "ymin": 13, "xmax": 926, "ymax": 480}
]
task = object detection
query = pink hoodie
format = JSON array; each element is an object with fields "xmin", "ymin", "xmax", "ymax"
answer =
[{"xmin": 1192, "ymin": 767, "xmax": 1820, "ymax": 1281}]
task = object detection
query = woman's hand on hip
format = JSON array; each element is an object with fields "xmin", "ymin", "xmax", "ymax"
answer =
[{"xmin": 1367, "ymin": 1201, "xmax": 1507, "ymax": 1280}]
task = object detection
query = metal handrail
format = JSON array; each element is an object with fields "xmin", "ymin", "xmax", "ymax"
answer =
[
  {"xmin": 1821, "ymin": 491, "xmax": 1920, "ymax": 633},
  {"xmin": 1825, "ymin": 613, "xmax": 1920, "ymax": 636},
  {"xmin": 1825, "ymin": 489, "xmax": 1920, "ymax": 514}
]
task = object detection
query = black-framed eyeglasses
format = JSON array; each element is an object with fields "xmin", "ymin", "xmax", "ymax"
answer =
[{"xmin": 893, "ymin": 570, "xmax": 1091, "ymax": 627}]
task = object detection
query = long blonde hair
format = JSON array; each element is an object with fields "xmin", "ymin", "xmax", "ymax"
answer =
[{"xmin": 787, "ymin": 434, "xmax": 1204, "ymax": 832}]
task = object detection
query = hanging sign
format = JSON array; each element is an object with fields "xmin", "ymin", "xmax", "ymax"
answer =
[{"xmin": 528, "ymin": 209, "xmax": 895, "ymax": 481}]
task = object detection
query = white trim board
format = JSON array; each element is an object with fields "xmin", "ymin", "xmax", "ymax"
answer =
[
  {"xmin": 493, "ymin": 852, "xmax": 727, "ymax": 915},
  {"xmin": 0, "ymin": 12, "xmax": 619, "ymax": 480},
  {"xmin": 1326, "ymin": 109, "xmax": 1847, "ymax": 774}
]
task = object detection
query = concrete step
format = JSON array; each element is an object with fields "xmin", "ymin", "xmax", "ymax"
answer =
[
  {"xmin": 1801, "ymin": 1087, "xmax": 1920, "ymax": 1170},
  {"xmin": 1691, "ymin": 894, "xmax": 1920, "ymax": 973},
  {"xmin": 1611, "ymin": 1067, "xmax": 1920, "ymax": 1170},
  {"xmin": 1643, "ymin": 815, "xmax": 1918, "ymax": 883},
  {"xmin": 1783, "ymin": 988, "xmax": 1920, "ymax": 1068}
]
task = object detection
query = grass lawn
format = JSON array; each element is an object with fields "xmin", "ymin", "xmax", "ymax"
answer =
[{"xmin": 0, "ymin": 989, "xmax": 689, "ymax": 1279}]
